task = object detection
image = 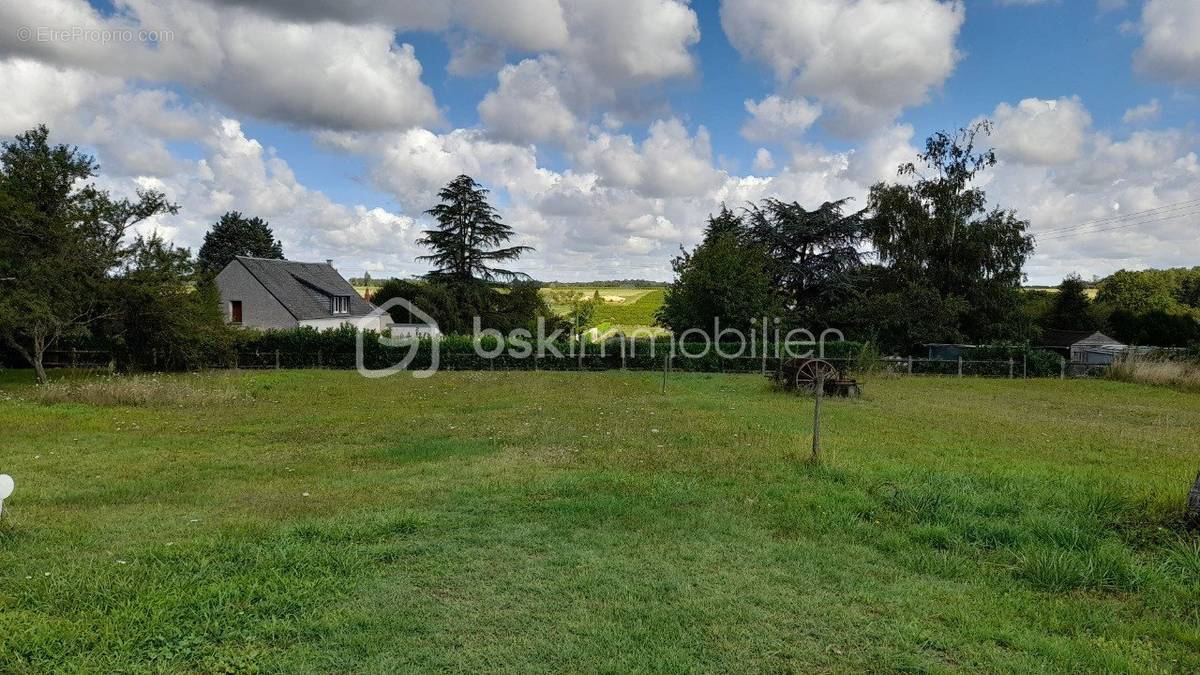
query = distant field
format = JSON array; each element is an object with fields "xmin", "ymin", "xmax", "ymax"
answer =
[
  {"xmin": 543, "ymin": 287, "xmax": 665, "ymax": 329},
  {"xmin": 1025, "ymin": 286, "xmax": 1100, "ymax": 299},
  {"xmin": 2, "ymin": 370, "xmax": 1199, "ymax": 670}
]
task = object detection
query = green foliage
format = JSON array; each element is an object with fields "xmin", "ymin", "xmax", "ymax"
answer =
[
  {"xmin": 1107, "ymin": 309, "xmax": 1200, "ymax": 347},
  {"xmin": 101, "ymin": 234, "xmax": 234, "ymax": 371},
  {"xmin": 370, "ymin": 278, "xmax": 559, "ymax": 335},
  {"xmin": 196, "ymin": 211, "xmax": 284, "ymax": 276},
  {"xmin": 1043, "ymin": 273, "xmax": 1098, "ymax": 330},
  {"xmin": 859, "ymin": 121, "xmax": 1035, "ymax": 350},
  {"xmin": 417, "ymin": 174, "xmax": 532, "ymax": 283},
  {"xmin": 744, "ymin": 199, "xmax": 867, "ymax": 327},
  {"xmin": 658, "ymin": 209, "xmax": 780, "ymax": 333},
  {"xmin": 0, "ymin": 125, "xmax": 178, "ymax": 382},
  {"xmin": 1092, "ymin": 268, "xmax": 1200, "ymax": 347}
]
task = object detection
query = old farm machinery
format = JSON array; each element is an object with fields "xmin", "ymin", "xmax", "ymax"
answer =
[{"xmin": 771, "ymin": 357, "xmax": 860, "ymax": 397}]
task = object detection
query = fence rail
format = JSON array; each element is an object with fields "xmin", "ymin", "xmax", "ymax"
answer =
[{"xmin": 31, "ymin": 347, "xmax": 1101, "ymax": 379}]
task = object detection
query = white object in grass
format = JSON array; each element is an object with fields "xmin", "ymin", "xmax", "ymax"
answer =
[{"xmin": 0, "ymin": 474, "xmax": 13, "ymax": 516}]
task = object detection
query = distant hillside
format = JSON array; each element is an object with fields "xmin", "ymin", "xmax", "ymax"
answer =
[{"xmin": 539, "ymin": 280, "xmax": 669, "ymax": 288}]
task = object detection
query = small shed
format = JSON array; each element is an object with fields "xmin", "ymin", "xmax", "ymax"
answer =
[
  {"xmin": 925, "ymin": 343, "xmax": 976, "ymax": 360},
  {"xmin": 1037, "ymin": 330, "xmax": 1125, "ymax": 364}
]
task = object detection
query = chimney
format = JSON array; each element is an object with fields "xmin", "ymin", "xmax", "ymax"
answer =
[{"xmin": 325, "ymin": 259, "xmax": 333, "ymax": 267}]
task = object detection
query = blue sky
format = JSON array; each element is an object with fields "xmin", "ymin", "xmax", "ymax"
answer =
[{"xmin": 3, "ymin": 0, "xmax": 1199, "ymax": 283}]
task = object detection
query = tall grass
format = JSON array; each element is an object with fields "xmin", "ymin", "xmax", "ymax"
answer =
[
  {"xmin": 33, "ymin": 373, "xmax": 243, "ymax": 407},
  {"xmin": 1108, "ymin": 352, "xmax": 1200, "ymax": 393}
]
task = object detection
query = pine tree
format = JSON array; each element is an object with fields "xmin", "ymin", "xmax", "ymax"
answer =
[{"xmin": 417, "ymin": 175, "xmax": 532, "ymax": 283}]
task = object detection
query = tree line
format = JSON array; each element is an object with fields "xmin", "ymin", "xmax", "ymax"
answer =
[
  {"xmin": 659, "ymin": 122, "xmax": 1038, "ymax": 353},
  {"xmin": 4, "ymin": 121, "xmax": 1197, "ymax": 384}
]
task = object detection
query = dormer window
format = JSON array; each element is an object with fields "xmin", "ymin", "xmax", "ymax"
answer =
[{"xmin": 332, "ymin": 296, "xmax": 350, "ymax": 315}]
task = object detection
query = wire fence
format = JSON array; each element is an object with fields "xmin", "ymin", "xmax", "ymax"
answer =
[{"xmin": 34, "ymin": 348, "xmax": 1101, "ymax": 379}]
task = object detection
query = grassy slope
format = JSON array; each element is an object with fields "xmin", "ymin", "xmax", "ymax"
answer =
[
  {"xmin": 543, "ymin": 287, "xmax": 665, "ymax": 329},
  {"xmin": 1, "ymin": 371, "xmax": 1199, "ymax": 672}
]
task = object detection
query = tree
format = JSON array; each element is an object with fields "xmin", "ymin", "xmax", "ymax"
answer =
[
  {"xmin": 417, "ymin": 175, "xmax": 532, "ymax": 283},
  {"xmin": 658, "ymin": 210, "xmax": 779, "ymax": 333},
  {"xmin": 863, "ymin": 121, "xmax": 1035, "ymax": 348},
  {"xmin": 743, "ymin": 198, "xmax": 866, "ymax": 327},
  {"xmin": 371, "ymin": 277, "xmax": 557, "ymax": 335},
  {"xmin": 564, "ymin": 291, "xmax": 602, "ymax": 333},
  {"xmin": 1096, "ymin": 269, "xmax": 1179, "ymax": 314},
  {"xmin": 196, "ymin": 211, "xmax": 284, "ymax": 276},
  {"xmin": 0, "ymin": 125, "xmax": 177, "ymax": 383},
  {"xmin": 1043, "ymin": 273, "xmax": 1096, "ymax": 330},
  {"xmin": 102, "ymin": 233, "xmax": 232, "ymax": 370}
]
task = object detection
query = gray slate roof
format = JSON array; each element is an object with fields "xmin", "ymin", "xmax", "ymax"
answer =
[
  {"xmin": 1037, "ymin": 329, "xmax": 1124, "ymax": 348},
  {"xmin": 233, "ymin": 256, "xmax": 375, "ymax": 320}
]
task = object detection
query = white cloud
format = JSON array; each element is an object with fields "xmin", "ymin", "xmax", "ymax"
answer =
[
  {"xmin": 0, "ymin": 0, "xmax": 441, "ymax": 132},
  {"xmin": 478, "ymin": 57, "xmax": 578, "ymax": 145},
  {"xmin": 1122, "ymin": 99, "xmax": 1161, "ymax": 124},
  {"xmin": 1133, "ymin": 0, "xmax": 1200, "ymax": 85},
  {"xmin": 990, "ymin": 97, "xmax": 1092, "ymax": 165},
  {"xmin": 741, "ymin": 96, "xmax": 821, "ymax": 143},
  {"xmin": 0, "ymin": 58, "xmax": 122, "ymax": 136},
  {"xmin": 573, "ymin": 119, "xmax": 723, "ymax": 198},
  {"xmin": 753, "ymin": 148, "xmax": 775, "ymax": 173},
  {"xmin": 720, "ymin": 0, "xmax": 964, "ymax": 136}
]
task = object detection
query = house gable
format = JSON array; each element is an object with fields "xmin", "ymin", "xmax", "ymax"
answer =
[
  {"xmin": 215, "ymin": 259, "xmax": 299, "ymax": 330},
  {"xmin": 215, "ymin": 256, "xmax": 377, "ymax": 330}
]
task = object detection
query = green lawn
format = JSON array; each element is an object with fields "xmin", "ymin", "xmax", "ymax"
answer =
[{"xmin": 1, "ymin": 370, "xmax": 1198, "ymax": 672}]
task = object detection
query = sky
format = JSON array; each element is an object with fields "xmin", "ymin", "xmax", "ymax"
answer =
[{"xmin": 1, "ymin": 0, "xmax": 1198, "ymax": 284}]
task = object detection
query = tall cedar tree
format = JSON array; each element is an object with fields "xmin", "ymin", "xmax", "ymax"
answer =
[
  {"xmin": 743, "ymin": 198, "xmax": 866, "ymax": 327},
  {"xmin": 0, "ymin": 125, "xmax": 177, "ymax": 383},
  {"xmin": 197, "ymin": 211, "xmax": 284, "ymax": 276},
  {"xmin": 418, "ymin": 175, "xmax": 532, "ymax": 283},
  {"xmin": 865, "ymin": 121, "xmax": 1034, "ymax": 346}
]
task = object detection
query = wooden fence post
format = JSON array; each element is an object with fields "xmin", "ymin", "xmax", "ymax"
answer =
[
  {"xmin": 811, "ymin": 374, "xmax": 824, "ymax": 461},
  {"xmin": 275, "ymin": 349, "xmax": 280, "ymax": 370},
  {"xmin": 578, "ymin": 337, "xmax": 584, "ymax": 371},
  {"xmin": 957, "ymin": 356, "xmax": 963, "ymax": 378},
  {"xmin": 1009, "ymin": 358, "xmax": 1014, "ymax": 379},
  {"xmin": 662, "ymin": 353, "xmax": 669, "ymax": 394},
  {"xmin": 1023, "ymin": 354, "xmax": 1028, "ymax": 379},
  {"xmin": 620, "ymin": 338, "xmax": 626, "ymax": 371},
  {"xmin": 1059, "ymin": 357, "xmax": 1066, "ymax": 380},
  {"xmin": 907, "ymin": 355, "xmax": 913, "ymax": 376},
  {"xmin": 317, "ymin": 349, "xmax": 322, "ymax": 368}
]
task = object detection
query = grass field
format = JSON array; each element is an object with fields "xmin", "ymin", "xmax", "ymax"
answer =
[
  {"xmin": 1, "ymin": 370, "xmax": 1199, "ymax": 671},
  {"xmin": 543, "ymin": 287, "xmax": 666, "ymax": 332}
]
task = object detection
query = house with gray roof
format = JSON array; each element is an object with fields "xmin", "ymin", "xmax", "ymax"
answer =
[{"xmin": 215, "ymin": 256, "xmax": 390, "ymax": 332}]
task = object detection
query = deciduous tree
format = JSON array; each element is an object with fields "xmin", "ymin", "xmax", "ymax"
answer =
[{"xmin": 0, "ymin": 125, "xmax": 177, "ymax": 382}]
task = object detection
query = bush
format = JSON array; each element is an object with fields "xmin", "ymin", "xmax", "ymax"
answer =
[{"xmin": 231, "ymin": 327, "xmax": 866, "ymax": 374}]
